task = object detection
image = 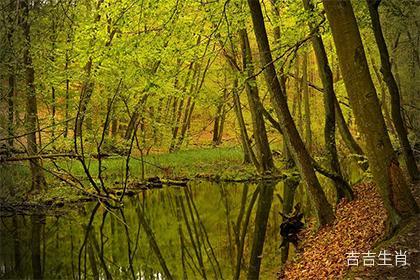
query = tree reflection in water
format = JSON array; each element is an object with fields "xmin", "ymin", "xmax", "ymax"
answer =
[{"xmin": 0, "ymin": 181, "xmax": 294, "ymax": 279}]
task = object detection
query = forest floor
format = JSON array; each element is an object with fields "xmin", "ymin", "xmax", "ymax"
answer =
[{"xmin": 279, "ymin": 181, "xmax": 420, "ymax": 280}]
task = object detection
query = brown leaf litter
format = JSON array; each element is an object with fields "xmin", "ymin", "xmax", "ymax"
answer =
[{"xmin": 279, "ymin": 182, "xmax": 387, "ymax": 280}]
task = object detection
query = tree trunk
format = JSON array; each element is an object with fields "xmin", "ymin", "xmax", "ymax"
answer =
[
  {"xmin": 75, "ymin": 59, "xmax": 94, "ymax": 137},
  {"xmin": 330, "ymin": 39, "xmax": 366, "ymax": 169},
  {"xmin": 169, "ymin": 97, "xmax": 184, "ymax": 152},
  {"xmin": 64, "ymin": 33, "xmax": 71, "ymax": 138},
  {"xmin": 367, "ymin": 0, "xmax": 419, "ymax": 181},
  {"xmin": 22, "ymin": 0, "xmax": 45, "ymax": 191},
  {"xmin": 232, "ymin": 80, "xmax": 257, "ymax": 165},
  {"xmin": 169, "ymin": 62, "xmax": 194, "ymax": 151},
  {"xmin": 323, "ymin": 0, "xmax": 418, "ymax": 233},
  {"xmin": 50, "ymin": 19, "xmax": 56, "ymax": 139},
  {"xmin": 271, "ymin": 1, "xmax": 300, "ymax": 265},
  {"xmin": 124, "ymin": 94, "xmax": 148, "ymax": 140},
  {"xmin": 7, "ymin": 71, "xmax": 15, "ymax": 148},
  {"xmin": 212, "ymin": 97, "xmax": 223, "ymax": 146},
  {"xmin": 302, "ymin": 52, "xmax": 312, "ymax": 150},
  {"xmin": 334, "ymin": 97, "xmax": 368, "ymax": 170},
  {"xmin": 74, "ymin": 0, "xmax": 106, "ymax": 137},
  {"xmin": 217, "ymin": 102, "xmax": 227, "ymax": 144},
  {"xmin": 240, "ymin": 28, "xmax": 275, "ymax": 173},
  {"xmin": 302, "ymin": 0, "xmax": 353, "ymax": 201},
  {"xmin": 370, "ymin": 55, "xmax": 395, "ymax": 134},
  {"xmin": 51, "ymin": 86, "xmax": 56, "ymax": 139},
  {"xmin": 247, "ymin": 0, "xmax": 334, "ymax": 226},
  {"xmin": 7, "ymin": 12, "xmax": 15, "ymax": 148},
  {"xmin": 295, "ymin": 56, "xmax": 303, "ymax": 133},
  {"xmin": 292, "ymin": 55, "xmax": 300, "ymax": 117}
]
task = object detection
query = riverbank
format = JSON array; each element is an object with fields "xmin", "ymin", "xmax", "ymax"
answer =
[{"xmin": 1, "ymin": 146, "xmax": 288, "ymax": 207}]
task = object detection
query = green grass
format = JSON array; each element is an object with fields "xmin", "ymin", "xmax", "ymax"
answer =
[
  {"xmin": 0, "ymin": 164, "xmax": 32, "ymax": 203},
  {"xmin": 51, "ymin": 146, "xmax": 251, "ymax": 181},
  {"xmin": 1, "ymin": 146, "xmax": 257, "ymax": 204}
]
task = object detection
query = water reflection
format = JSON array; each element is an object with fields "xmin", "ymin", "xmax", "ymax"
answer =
[{"xmin": 1, "ymin": 181, "xmax": 291, "ymax": 279}]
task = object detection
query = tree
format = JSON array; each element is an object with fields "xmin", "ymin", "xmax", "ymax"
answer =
[
  {"xmin": 302, "ymin": 51, "xmax": 312, "ymax": 150},
  {"xmin": 247, "ymin": 0, "xmax": 334, "ymax": 226},
  {"xmin": 5, "ymin": 2, "xmax": 16, "ymax": 148},
  {"xmin": 322, "ymin": 0, "xmax": 418, "ymax": 233},
  {"xmin": 271, "ymin": 0, "xmax": 300, "ymax": 264},
  {"xmin": 21, "ymin": 0, "xmax": 46, "ymax": 191},
  {"xmin": 366, "ymin": 0, "xmax": 419, "ymax": 181},
  {"xmin": 239, "ymin": 28, "xmax": 275, "ymax": 173},
  {"xmin": 302, "ymin": 0, "xmax": 353, "ymax": 201}
]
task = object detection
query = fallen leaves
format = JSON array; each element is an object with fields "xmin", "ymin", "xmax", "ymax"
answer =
[{"xmin": 280, "ymin": 182, "xmax": 387, "ymax": 280}]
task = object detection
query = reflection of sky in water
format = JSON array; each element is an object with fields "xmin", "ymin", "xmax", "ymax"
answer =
[{"xmin": 0, "ymin": 181, "xmax": 301, "ymax": 279}]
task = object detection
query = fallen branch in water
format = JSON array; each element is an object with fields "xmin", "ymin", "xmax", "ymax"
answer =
[
  {"xmin": 1, "ymin": 153, "xmax": 82, "ymax": 162},
  {"xmin": 0, "ymin": 152, "xmax": 116, "ymax": 162}
]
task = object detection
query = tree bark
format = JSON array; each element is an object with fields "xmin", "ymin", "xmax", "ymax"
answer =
[
  {"xmin": 50, "ymin": 19, "xmax": 57, "ymax": 139},
  {"xmin": 271, "ymin": 0, "xmax": 301, "ymax": 265},
  {"xmin": 370, "ymin": 55, "xmax": 395, "ymax": 134},
  {"xmin": 64, "ymin": 33, "xmax": 71, "ymax": 138},
  {"xmin": 232, "ymin": 80, "xmax": 258, "ymax": 165},
  {"xmin": 7, "ymin": 71, "xmax": 15, "ymax": 148},
  {"xmin": 22, "ymin": 0, "xmax": 46, "ymax": 191},
  {"xmin": 240, "ymin": 28, "xmax": 275, "ymax": 173},
  {"xmin": 323, "ymin": 0, "xmax": 418, "ymax": 233},
  {"xmin": 169, "ymin": 62, "xmax": 194, "ymax": 151},
  {"xmin": 247, "ymin": 0, "xmax": 334, "ymax": 226},
  {"xmin": 7, "ymin": 11, "xmax": 15, "ymax": 148},
  {"xmin": 366, "ymin": 0, "xmax": 419, "ymax": 181},
  {"xmin": 334, "ymin": 97, "xmax": 368, "ymax": 170},
  {"xmin": 74, "ymin": 0, "xmax": 106, "ymax": 137},
  {"xmin": 302, "ymin": 0, "xmax": 353, "ymax": 201},
  {"xmin": 302, "ymin": 52, "xmax": 312, "ymax": 150}
]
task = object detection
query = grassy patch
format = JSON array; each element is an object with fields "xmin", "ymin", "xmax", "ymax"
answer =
[
  {"xmin": 1, "ymin": 146, "xmax": 257, "ymax": 204},
  {"xmin": 51, "ymin": 146, "xmax": 249, "ymax": 180}
]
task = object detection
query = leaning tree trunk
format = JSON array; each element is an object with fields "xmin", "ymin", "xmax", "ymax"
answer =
[
  {"xmin": 22, "ymin": 0, "xmax": 45, "ymax": 191},
  {"xmin": 370, "ymin": 54, "xmax": 395, "ymax": 134},
  {"xmin": 74, "ymin": 0, "xmax": 108, "ymax": 138},
  {"xmin": 302, "ymin": 52, "xmax": 312, "ymax": 150},
  {"xmin": 302, "ymin": 0, "xmax": 353, "ymax": 201},
  {"xmin": 232, "ymin": 80, "xmax": 258, "ymax": 165},
  {"xmin": 239, "ymin": 28, "xmax": 275, "ymax": 173},
  {"xmin": 271, "ymin": 0, "xmax": 300, "ymax": 265},
  {"xmin": 323, "ymin": 0, "xmax": 418, "ymax": 233},
  {"xmin": 217, "ymin": 34, "xmax": 258, "ymax": 166},
  {"xmin": 247, "ymin": 0, "xmax": 334, "ymax": 226},
  {"xmin": 366, "ymin": 0, "xmax": 419, "ymax": 181},
  {"xmin": 334, "ymin": 96, "xmax": 368, "ymax": 171}
]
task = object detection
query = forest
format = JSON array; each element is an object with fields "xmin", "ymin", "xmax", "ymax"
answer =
[{"xmin": 0, "ymin": 0, "xmax": 419, "ymax": 279}]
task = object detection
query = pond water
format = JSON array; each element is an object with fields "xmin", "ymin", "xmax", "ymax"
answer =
[{"xmin": 0, "ymin": 181, "xmax": 291, "ymax": 280}]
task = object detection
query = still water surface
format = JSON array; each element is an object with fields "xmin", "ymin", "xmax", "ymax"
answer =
[{"xmin": 1, "ymin": 181, "xmax": 288, "ymax": 279}]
